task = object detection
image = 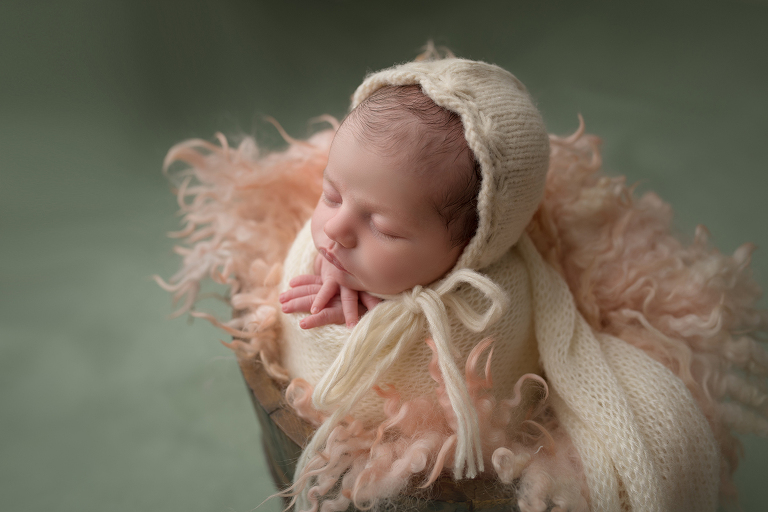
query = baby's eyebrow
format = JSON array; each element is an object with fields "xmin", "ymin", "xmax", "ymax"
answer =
[
  {"xmin": 356, "ymin": 196, "xmax": 389, "ymax": 215},
  {"xmin": 324, "ymin": 169, "xmax": 384, "ymax": 213},
  {"xmin": 323, "ymin": 171, "xmax": 344, "ymax": 194}
]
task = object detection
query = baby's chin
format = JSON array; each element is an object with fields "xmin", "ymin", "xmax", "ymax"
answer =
[
  {"xmin": 325, "ymin": 265, "xmax": 369, "ymax": 293},
  {"xmin": 354, "ymin": 277, "xmax": 422, "ymax": 297},
  {"xmin": 335, "ymin": 271, "xmax": 396, "ymax": 296}
]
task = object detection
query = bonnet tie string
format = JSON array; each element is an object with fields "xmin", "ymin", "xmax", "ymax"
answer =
[{"xmin": 306, "ymin": 268, "xmax": 509, "ymax": 480}]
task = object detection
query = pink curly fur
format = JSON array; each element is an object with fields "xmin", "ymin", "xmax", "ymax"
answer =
[
  {"xmin": 527, "ymin": 117, "xmax": 768, "ymax": 500},
  {"xmin": 280, "ymin": 338, "xmax": 578, "ymax": 512},
  {"xmin": 155, "ymin": 119, "xmax": 336, "ymax": 381},
  {"xmin": 159, "ymin": 116, "xmax": 767, "ymax": 509}
]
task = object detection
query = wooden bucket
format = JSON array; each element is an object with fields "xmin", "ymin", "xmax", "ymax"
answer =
[{"xmin": 238, "ymin": 357, "xmax": 520, "ymax": 511}]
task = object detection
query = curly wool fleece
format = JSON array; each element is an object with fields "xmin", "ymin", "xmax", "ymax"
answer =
[{"xmin": 159, "ymin": 57, "xmax": 768, "ymax": 512}]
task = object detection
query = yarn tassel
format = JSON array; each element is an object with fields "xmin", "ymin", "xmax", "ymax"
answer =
[{"xmin": 296, "ymin": 268, "xmax": 509, "ymax": 506}]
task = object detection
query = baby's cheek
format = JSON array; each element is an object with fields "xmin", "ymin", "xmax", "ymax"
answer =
[
  {"xmin": 376, "ymin": 256, "xmax": 402, "ymax": 281},
  {"xmin": 366, "ymin": 249, "xmax": 413, "ymax": 293}
]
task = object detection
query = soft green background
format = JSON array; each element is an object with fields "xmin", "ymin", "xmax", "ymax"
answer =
[{"xmin": 2, "ymin": 1, "xmax": 767, "ymax": 511}]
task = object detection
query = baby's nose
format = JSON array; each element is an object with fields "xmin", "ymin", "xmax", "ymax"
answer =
[{"xmin": 324, "ymin": 215, "xmax": 356, "ymax": 248}]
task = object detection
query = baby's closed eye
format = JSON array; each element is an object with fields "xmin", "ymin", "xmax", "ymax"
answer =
[
  {"xmin": 322, "ymin": 191, "xmax": 341, "ymax": 206},
  {"xmin": 370, "ymin": 220, "xmax": 400, "ymax": 241}
]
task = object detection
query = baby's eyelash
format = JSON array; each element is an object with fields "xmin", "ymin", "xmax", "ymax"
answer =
[
  {"xmin": 370, "ymin": 221, "xmax": 398, "ymax": 241},
  {"xmin": 321, "ymin": 192, "xmax": 340, "ymax": 206}
]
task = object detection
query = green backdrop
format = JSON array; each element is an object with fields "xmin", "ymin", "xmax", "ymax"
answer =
[{"xmin": 2, "ymin": 1, "xmax": 766, "ymax": 511}]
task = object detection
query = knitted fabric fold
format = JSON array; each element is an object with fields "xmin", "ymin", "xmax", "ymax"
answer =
[{"xmin": 518, "ymin": 234, "xmax": 720, "ymax": 512}]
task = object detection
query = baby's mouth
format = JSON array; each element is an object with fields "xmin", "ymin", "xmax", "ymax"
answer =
[{"xmin": 319, "ymin": 248, "xmax": 349, "ymax": 274}]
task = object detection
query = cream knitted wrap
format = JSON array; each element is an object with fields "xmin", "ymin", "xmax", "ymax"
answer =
[{"xmin": 281, "ymin": 226, "xmax": 720, "ymax": 512}]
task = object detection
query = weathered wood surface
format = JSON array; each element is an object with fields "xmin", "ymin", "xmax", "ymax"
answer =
[{"xmin": 238, "ymin": 356, "xmax": 520, "ymax": 511}]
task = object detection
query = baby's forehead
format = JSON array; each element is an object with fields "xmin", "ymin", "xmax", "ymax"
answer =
[
  {"xmin": 339, "ymin": 120, "xmax": 460, "ymax": 182},
  {"xmin": 344, "ymin": 110, "xmax": 466, "ymax": 169},
  {"xmin": 333, "ymin": 121, "xmax": 430, "ymax": 179}
]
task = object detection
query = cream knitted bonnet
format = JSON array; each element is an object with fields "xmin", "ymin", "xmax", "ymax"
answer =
[{"xmin": 350, "ymin": 58, "xmax": 550, "ymax": 271}]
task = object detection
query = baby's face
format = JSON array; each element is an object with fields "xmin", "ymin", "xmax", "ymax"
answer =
[{"xmin": 310, "ymin": 125, "xmax": 464, "ymax": 296}]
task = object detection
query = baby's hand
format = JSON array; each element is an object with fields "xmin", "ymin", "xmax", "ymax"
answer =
[{"xmin": 279, "ymin": 274, "xmax": 380, "ymax": 329}]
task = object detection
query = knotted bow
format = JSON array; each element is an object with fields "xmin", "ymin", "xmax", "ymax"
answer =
[{"xmin": 308, "ymin": 268, "xmax": 509, "ymax": 480}]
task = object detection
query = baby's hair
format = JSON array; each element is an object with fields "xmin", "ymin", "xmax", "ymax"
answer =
[{"xmin": 342, "ymin": 85, "xmax": 481, "ymax": 248}]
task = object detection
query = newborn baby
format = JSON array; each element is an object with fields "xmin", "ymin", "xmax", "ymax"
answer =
[
  {"xmin": 276, "ymin": 83, "xmax": 543, "ymax": 428},
  {"xmin": 279, "ymin": 85, "xmax": 479, "ymax": 328}
]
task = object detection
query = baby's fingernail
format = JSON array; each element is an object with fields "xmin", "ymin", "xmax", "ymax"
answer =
[
  {"xmin": 310, "ymin": 306, "xmax": 318, "ymax": 314},
  {"xmin": 347, "ymin": 321, "xmax": 357, "ymax": 328},
  {"xmin": 281, "ymin": 304, "xmax": 288, "ymax": 312},
  {"xmin": 299, "ymin": 319, "xmax": 306, "ymax": 328}
]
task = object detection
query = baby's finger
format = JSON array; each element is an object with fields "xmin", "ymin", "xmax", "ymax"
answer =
[
  {"xmin": 359, "ymin": 292, "xmax": 382, "ymax": 312},
  {"xmin": 279, "ymin": 284, "xmax": 321, "ymax": 303},
  {"xmin": 340, "ymin": 287, "xmax": 359, "ymax": 328},
  {"xmin": 289, "ymin": 274, "xmax": 322, "ymax": 287},
  {"xmin": 300, "ymin": 308, "xmax": 345, "ymax": 329},
  {"xmin": 281, "ymin": 296, "xmax": 315, "ymax": 314},
  {"xmin": 311, "ymin": 280, "xmax": 338, "ymax": 314}
]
